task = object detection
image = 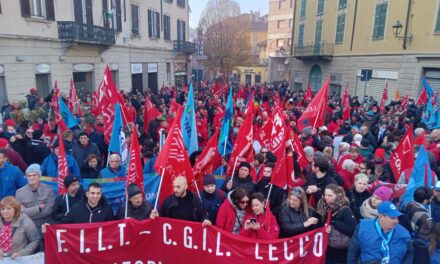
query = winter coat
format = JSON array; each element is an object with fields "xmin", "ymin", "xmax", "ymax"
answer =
[
  {"xmin": 346, "ymin": 188, "xmax": 371, "ymax": 221},
  {"xmin": 256, "ymin": 177, "xmax": 286, "ymax": 218},
  {"xmin": 0, "ymin": 213, "xmax": 41, "ymax": 256},
  {"xmin": 52, "ymin": 188, "xmax": 85, "ymax": 223},
  {"xmin": 200, "ymin": 189, "xmax": 225, "ymax": 225},
  {"xmin": 221, "ymin": 175, "xmax": 256, "ymax": 195},
  {"xmin": 41, "ymin": 153, "xmax": 81, "ymax": 177},
  {"xmin": 302, "ymin": 173, "xmax": 336, "ymax": 201},
  {"xmin": 99, "ymin": 166, "xmax": 126, "ymax": 178},
  {"xmin": 0, "ymin": 163, "xmax": 27, "ymax": 199},
  {"xmin": 24, "ymin": 139, "xmax": 51, "ymax": 165},
  {"xmin": 116, "ymin": 200, "xmax": 152, "ymax": 220},
  {"xmin": 3, "ymin": 148, "xmax": 27, "ymax": 172},
  {"xmin": 239, "ymin": 211, "xmax": 280, "ymax": 240},
  {"xmin": 326, "ymin": 206, "xmax": 357, "ymax": 263},
  {"xmin": 15, "ymin": 183, "xmax": 55, "ymax": 229},
  {"xmin": 62, "ymin": 196, "xmax": 114, "ymax": 223},
  {"xmin": 159, "ymin": 191, "xmax": 208, "ymax": 222},
  {"xmin": 216, "ymin": 196, "xmax": 251, "ymax": 233},
  {"xmin": 431, "ymin": 198, "xmax": 440, "ymax": 224},
  {"xmin": 80, "ymin": 164, "xmax": 101, "ymax": 179},
  {"xmin": 142, "ymin": 156, "xmax": 157, "ymax": 175},
  {"xmin": 347, "ymin": 219, "xmax": 413, "ymax": 264},
  {"xmin": 278, "ymin": 202, "xmax": 322, "ymax": 237},
  {"xmin": 72, "ymin": 142, "xmax": 101, "ymax": 168}
]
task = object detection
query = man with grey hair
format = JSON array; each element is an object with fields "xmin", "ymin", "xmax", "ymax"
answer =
[
  {"xmin": 99, "ymin": 154, "xmax": 125, "ymax": 178},
  {"xmin": 360, "ymin": 125, "xmax": 377, "ymax": 148}
]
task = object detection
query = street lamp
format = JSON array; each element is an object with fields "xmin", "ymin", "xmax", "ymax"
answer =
[
  {"xmin": 392, "ymin": 19, "xmax": 412, "ymax": 48},
  {"xmin": 392, "ymin": 20, "xmax": 403, "ymax": 38}
]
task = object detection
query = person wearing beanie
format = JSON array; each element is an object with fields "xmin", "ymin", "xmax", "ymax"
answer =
[
  {"xmin": 52, "ymin": 175, "xmax": 84, "ymax": 223},
  {"xmin": 0, "ymin": 149, "xmax": 27, "ymax": 199},
  {"xmin": 372, "ymin": 148, "xmax": 387, "ymax": 165},
  {"xmin": 213, "ymin": 153, "xmax": 230, "ymax": 176},
  {"xmin": 221, "ymin": 161, "xmax": 256, "ymax": 195},
  {"xmin": 256, "ymin": 162, "xmax": 287, "ymax": 218},
  {"xmin": 16, "ymin": 164, "xmax": 55, "ymax": 233},
  {"xmin": 25, "ymin": 129, "xmax": 51, "ymax": 165},
  {"xmin": 41, "ymin": 139, "xmax": 81, "ymax": 178},
  {"xmin": 116, "ymin": 183, "xmax": 152, "ymax": 220},
  {"xmin": 72, "ymin": 131, "xmax": 101, "ymax": 168},
  {"xmin": 200, "ymin": 174, "xmax": 225, "ymax": 225},
  {"xmin": 360, "ymin": 186, "xmax": 392, "ymax": 219}
]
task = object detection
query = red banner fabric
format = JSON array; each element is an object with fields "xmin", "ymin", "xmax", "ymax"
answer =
[
  {"xmin": 389, "ymin": 125, "xmax": 414, "ymax": 183},
  {"xmin": 45, "ymin": 217, "xmax": 328, "ymax": 264}
]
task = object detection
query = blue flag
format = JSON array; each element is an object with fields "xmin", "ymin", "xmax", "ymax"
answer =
[
  {"xmin": 422, "ymin": 99, "xmax": 437, "ymax": 129},
  {"xmin": 218, "ymin": 86, "xmax": 234, "ymax": 156},
  {"xmin": 402, "ymin": 145, "xmax": 433, "ymax": 206},
  {"xmin": 422, "ymin": 77, "xmax": 435, "ymax": 98},
  {"xmin": 181, "ymin": 83, "xmax": 198, "ymax": 155},
  {"xmin": 58, "ymin": 97, "xmax": 78, "ymax": 129},
  {"xmin": 108, "ymin": 103, "xmax": 128, "ymax": 166}
]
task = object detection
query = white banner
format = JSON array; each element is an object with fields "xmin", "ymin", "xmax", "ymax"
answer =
[{"xmin": 2, "ymin": 253, "xmax": 44, "ymax": 264}]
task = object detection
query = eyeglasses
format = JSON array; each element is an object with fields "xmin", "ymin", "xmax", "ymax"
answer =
[
  {"xmin": 359, "ymin": 167, "xmax": 367, "ymax": 170},
  {"xmin": 239, "ymin": 200, "xmax": 249, "ymax": 205}
]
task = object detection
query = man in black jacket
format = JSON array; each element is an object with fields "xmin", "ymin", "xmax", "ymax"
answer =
[
  {"xmin": 150, "ymin": 176, "xmax": 211, "ymax": 226},
  {"xmin": 221, "ymin": 162, "xmax": 256, "ymax": 194},
  {"xmin": 52, "ymin": 175, "xmax": 85, "ymax": 223},
  {"xmin": 116, "ymin": 183, "xmax": 152, "ymax": 220},
  {"xmin": 302, "ymin": 156, "xmax": 336, "ymax": 201},
  {"xmin": 62, "ymin": 183, "xmax": 114, "ymax": 223},
  {"xmin": 256, "ymin": 163, "xmax": 286, "ymax": 218}
]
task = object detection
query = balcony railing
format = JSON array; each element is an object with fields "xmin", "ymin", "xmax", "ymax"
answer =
[
  {"xmin": 58, "ymin": 21, "xmax": 115, "ymax": 45},
  {"xmin": 293, "ymin": 42, "xmax": 334, "ymax": 60},
  {"xmin": 173, "ymin": 40, "xmax": 196, "ymax": 54}
]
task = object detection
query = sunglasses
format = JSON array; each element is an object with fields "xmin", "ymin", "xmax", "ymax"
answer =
[{"xmin": 239, "ymin": 200, "xmax": 249, "ymax": 205}]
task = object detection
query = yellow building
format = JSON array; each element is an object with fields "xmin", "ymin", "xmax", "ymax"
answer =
[
  {"xmin": 233, "ymin": 66, "xmax": 269, "ymax": 85},
  {"xmin": 291, "ymin": 0, "xmax": 440, "ymax": 99}
]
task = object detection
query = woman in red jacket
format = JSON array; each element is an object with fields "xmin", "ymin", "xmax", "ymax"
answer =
[
  {"xmin": 216, "ymin": 188, "xmax": 250, "ymax": 235},
  {"xmin": 240, "ymin": 192, "xmax": 280, "ymax": 240}
]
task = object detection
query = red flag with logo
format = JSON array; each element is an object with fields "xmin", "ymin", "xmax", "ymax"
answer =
[
  {"xmin": 57, "ymin": 119, "xmax": 68, "ymax": 195},
  {"xmin": 341, "ymin": 83, "xmax": 351, "ymax": 121},
  {"xmin": 126, "ymin": 127, "xmax": 144, "ymax": 195},
  {"xmin": 143, "ymin": 96, "xmax": 161, "ymax": 133},
  {"xmin": 305, "ymin": 83, "xmax": 313, "ymax": 102},
  {"xmin": 297, "ymin": 79, "xmax": 329, "ymax": 131},
  {"xmin": 389, "ymin": 125, "xmax": 414, "ymax": 183},
  {"xmin": 226, "ymin": 97, "xmax": 254, "ymax": 176},
  {"xmin": 255, "ymin": 116, "xmax": 273, "ymax": 148},
  {"xmin": 154, "ymin": 107, "xmax": 194, "ymax": 205},
  {"xmin": 269, "ymin": 107, "xmax": 290, "ymax": 189},
  {"xmin": 416, "ymin": 87, "xmax": 428, "ymax": 106},
  {"xmin": 401, "ymin": 95, "xmax": 408, "ymax": 115},
  {"xmin": 193, "ymin": 128, "xmax": 222, "ymax": 189},
  {"xmin": 290, "ymin": 128, "xmax": 309, "ymax": 168},
  {"xmin": 379, "ymin": 80, "xmax": 389, "ymax": 113}
]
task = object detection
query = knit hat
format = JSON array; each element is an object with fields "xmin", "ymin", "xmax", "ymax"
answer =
[
  {"xmin": 25, "ymin": 164, "xmax": 41, "ymax": 176},
  {"xmin": 203, "ymin": 174, "xmax": 216, "ymax": 186},
  {"xmin": 4, "ymin": 119, "xmax": 15, "ymax": 127},
  {"xmin": 238, "ymin": 161, "xmax": 251, "ymax": 171},
  {"xmin": 64, "ymin": 175, "xmax": 79, "ymax": 189},
  {"xmin": 374, "ymin": 148, "xmax": 385, "ymax": 159},
  {"xmin": 127, "ymin": 183, "xmax": 142, "ymax": 199},
  {"xmin": 33, "ymin": 130, "xmax": 43, "ymax": 140},
  {"xmin": 360, "ymin": 138, "xmax": 370, "ymax": 148},
  {"xmin": 373, "ymin": 186, "xmax": 393, "ymax": 202},
  {"xmin": 0, "ymin": 138, "xmax": 9, "ymax": 148}
]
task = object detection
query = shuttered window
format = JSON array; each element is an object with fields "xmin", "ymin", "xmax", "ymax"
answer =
[
  {"xmin": 148, "ymin": 10, "xmax": 160, "ymax": 38},
  {"xmin": 373, "ymin": 3, "xmax": 387, "ymax": 39}
]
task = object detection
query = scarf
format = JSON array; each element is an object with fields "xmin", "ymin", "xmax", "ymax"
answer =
[
  {"xmin": 0, "ymin": 221, "xmax": 13, "ymax": 253},
  {"xmin": 360, "ymin": 198, "xmax": 379, "ymax": 219},
  {"xmin": 316, "ymin": 197, "xmax": 350, "ymax": 221},
  {"xmin": 375, "ymin": 219, "xmax": 393, "ymax": 264}
]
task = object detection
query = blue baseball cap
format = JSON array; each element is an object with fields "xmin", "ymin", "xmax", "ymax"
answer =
[{"xmin": 378, "ymin": 201, "xmax": 402, "ymax": 218}]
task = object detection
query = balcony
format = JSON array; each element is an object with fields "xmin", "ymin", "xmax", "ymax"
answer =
[
  {"xmin": 293, "ymin": 42, "xmax": 334, "ymax": 61},
  {"xmin": 173, "ymin": 40, "xmax": 196, "ymax": 54},
  {"xmin": 57, "ymin": 21, "xmax": 115, "ymax": 46}
]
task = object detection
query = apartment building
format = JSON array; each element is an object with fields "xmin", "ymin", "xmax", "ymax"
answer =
[
  {"xmin": 0, "ymin": 0, "xmax": 193, "ymax": 103},
  {"xmin": 291, "ymin": 0, "xmax": 440, "ymax": 99}
]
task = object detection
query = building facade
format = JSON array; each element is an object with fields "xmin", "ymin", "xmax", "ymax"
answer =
[
  {"xmin": 267, "ymin": 0, "xmax": 294, "ymax": 81},
  {"xmin": 0, "ymin": 0, "xmax": 193, "ymax": 103},
  {"xmin": 291, "ymin": 0, "xmax": 440, "ymax": 99}
]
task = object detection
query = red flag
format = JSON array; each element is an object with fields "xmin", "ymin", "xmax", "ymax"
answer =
[
  {"xmin": 401, "ymin": 95, "xmax": 409, "ymax": 115},
  {"xmin": 290, "ymin": 129, "xmax": 309, "ymax": 168},
  {"xmin": 389, "ymin": 125, "xmax": 414, "ymax": 183},
  {"xmin": 255, "ymin": 117, "xmax": 273, "ymax": 148},
  {"xmin": 193, "ymin": 128, "xmax": 222, "ymax": 189},
  {"xmin": 143, "ymin": 96, "xmax": 161, "ymax": 133},
  {"xmin": 68, "ymin": 79, "xmax": 77, "ymax": 112},
  {"xmin": 305, "ymin": 83, "xmax": 313, "ymax": 102},
  {"xmin": 297, "ymin": 79, "xmax": 329, "ymax": 131},
  {"xmin": 269, "ymin": 107, "xmax": 289, "ymax": 189},
  {"xmin": 57, "ymin": 119, "xmax": 68, "ymax": 195},
  {"xmin": 51, "ymin": 81, "xmax": 60, "ymax": 113},
  {"xmin": 379, "ymin": 80, "xmax": 389, "ymax": 113},
  {"xmin": 414, "ymin": 129, "xmax": 426, "ymax": 146},
  {"xmin": 395, "ymin": 87, "xmax": 400, "ymax": 100},
  {"xmin": 226, "ymin": 97, "xmax": 254, "ymax": 176},
  {"xmin": 416, "ymin": 87, "xmax": 428, "ymax": 106},
  {"xmin": 169, "ymin": 100, "xmax": 179, "ymax": 117},
  {"xmin": 154, "ymin": 107, "xmax": 194, "ymax": 205},
  {"xmin": 341, "ymin": 83, "xmax": 351, "ymax": 121},
  {"xmin": 126, "ymin": 128, "xmax": 144, "ymax": 195}
]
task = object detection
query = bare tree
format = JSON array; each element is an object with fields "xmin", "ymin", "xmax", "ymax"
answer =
[{"xmin": 199, "ymin": 0, "xmax": 251, "ymax": 83}]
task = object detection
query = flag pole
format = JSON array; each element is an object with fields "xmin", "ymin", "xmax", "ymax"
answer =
[
  {"xmin": 312, "ymin": 110, "xmax": 320, "ymax": 129},
  {"xmin": 230, "ymin": 157, "xmax": 239, "ymax": 183},
  {"xmin": 193, "ymin": 181, "xmax": 202, "ymax": 200},
  {"xmin": 65, "ymin": 194, "xmax": 70, "ymax": 214},
  {"xmin": 265, "ymin": 184, "xmax": 274, "ymax": 209},
  {"xmin": 124, "ymin": 191, "xmax": 129, "ymax": 218},
  {"xmin": 154, "ymin": 168, "xmax": 166, "ymax": 210}
]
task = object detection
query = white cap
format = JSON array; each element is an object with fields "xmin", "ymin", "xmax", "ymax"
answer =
[{"xmin": 319, "ymin": 126, "xmax": 328, "ymax": 131}]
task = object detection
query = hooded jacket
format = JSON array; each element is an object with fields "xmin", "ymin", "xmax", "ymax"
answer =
[
  {"xmin": 41, "ymin": 152, "xmax": 81, "ymax": 177},
  {"xmin": 0, "ymin": 162, "xmax": 27, "ymax": 199},
  {"xmin": 239, "ymin": 210, "xmax": 280, "ymax": 240},
  {"xmin": 61, "ymin": 196, "xmax": 114, "ymax": 223},
  {"xmin": 52, "ymin": 188, "xmax": 85, "ymax": 223},
  {"xmin": 215, "ymin": 191, "xmax": 251, "ymax": 233},
  {"xmin": 72, "ymin": 142, "xmax": 101, "ymax": 168},
  {"xmin": 221, "ymin": 174, "xmax": 256, "ymax": 194},
  {"xmin": 159, "ymin": 191, "xmax": 208, "ymax": 222}
]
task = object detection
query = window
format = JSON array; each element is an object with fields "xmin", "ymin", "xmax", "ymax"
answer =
[
  {"xmin": 35, "ymin": 73, "xmax": 51, "ymax": 97},
  {"xmin": 300, "ymin": 0, "xmax": 307, "ymax": 19},
  {"xmin": 317, "ymin": 0, "xmax": 324, "ymax": 15},
  {"xmin": 164, "ymin": 15, "xmax": 171, "ymax": 40},
  {"xmin": 110, "ymin": 70, "xmax": 119, "ymax": 88},
  {"xmin": 102, "ymin": 0, "xmax": 110, "ymax": 28},
  {"xmin": 277, "ymin": 20, "xmax": 286, "ymax": 29},
  {"xmin": 131, "ymin": 4, "xmax": 139, "ymax": 35},
  {"xmin": 177, "ymin": 19, "xmax": 186, "ymax": 41},
  {"xmin": 20, "ymin": 0, "xmax": 55, "ymax": 20},
  {"xmin": 177, "ymin": 0, "xmax": 185, "ymax": 8},
  {"xmin": 255, "ymin": 75, "xmax": 261, "ymax": 84},
  {"xmin": 148, "ymin": 10, "xmax": 160, "ymax": 38},
  {"xmin": 436, "ymin": 4, "xmax": 440, "ymax": 32},
  {"xmin": 335, "ymin": 13, "xmax": 346, "ymax": 43},
  {"xmin": 338, "ymin": 0, "xmax": 347, "ymax": 9},
  {"xmin": 112, "ymin": 0, "xmax": 122, "ymax": 32},
  {"xmin": 373, "ymin": 3, "xmax": 387, "ymax": 39},
  {"xmin": 277, "ymin": 39, "xmax": 284, "ymax": 47},
  {"xmin": 298, "ymin": 24, "xmax": 304, "ymax": 47},
  {"xmin": 166, "ymin": 63, "xmax": 171, "ymax": 83}
]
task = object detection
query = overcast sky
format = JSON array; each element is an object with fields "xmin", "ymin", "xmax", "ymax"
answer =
[{"xmin": 188, "ymin": 0, "xmax": 269, "ymax": 28}]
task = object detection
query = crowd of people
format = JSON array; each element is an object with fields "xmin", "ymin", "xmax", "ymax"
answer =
[{"xmin": 0, "ymin": 80, "xmax": 439, "ymax": 264}]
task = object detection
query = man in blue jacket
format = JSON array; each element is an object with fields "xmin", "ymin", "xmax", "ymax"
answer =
[
  {"xmin": 347, "ymin": 201, "xmax": 413, "ymax": 264},
  {"xmin": 99, "ymin": 154, "xmax": 125, "ymax": 178},
  {"xmin": 0, "ymin": 149, "xmax": 27, "ymax": 199},
  {"xmin": 41, "ymin": 140, "xmax": 81, "ymax": 177}
]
